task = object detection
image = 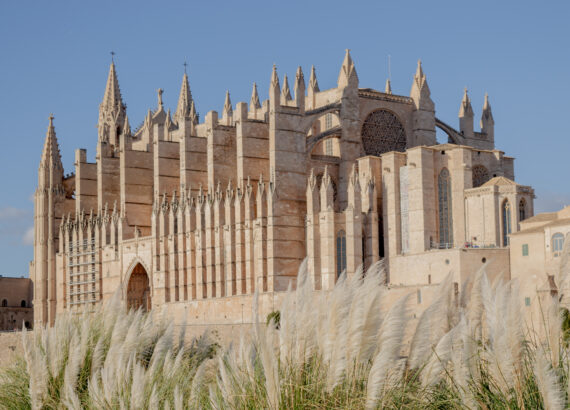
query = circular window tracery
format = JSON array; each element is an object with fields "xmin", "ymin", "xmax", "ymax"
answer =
[
  {"xmin": 472, "ymin": 165, "xmax": 490, "ymax": 188},
  {"xmin": 361, "ymin": 109, "xmax": 407, "ymax": 156}
]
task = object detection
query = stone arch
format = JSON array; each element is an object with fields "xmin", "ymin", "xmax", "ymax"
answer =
[
  {"xmin": 125, "ymin": 259, "xmax": 151, "ymax": 312},
  {"xmin": 360, "ymin": 109, "xmax": 407, "ymax": 156},
  {"xmin": 306, "ymin": 111, "xmax": 342, "ymax": 153}
]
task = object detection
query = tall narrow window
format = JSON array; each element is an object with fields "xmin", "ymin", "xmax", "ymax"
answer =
[
  {"xmin": 502, "ymin": 200, "xmax": 512, "ymax": 246},
  {"xmin": 325, "ymin": 139, "xmax": 333, "ymax": 156},
  {"xmin": 325, "ymin": 113, "xmax": 333, "ymax": 130},
  {"xmin": 438, "ymin": 168, "xmax": 453, "ymax": 247},
  {"xmin": 336, "ymin": 230, "xmax": 347, "ymax": 277},
  {"xmin": 552, "ymin": 233, "xmax": 564, "ymax": 257},
  {"xmin": 519, "ymin": 198, "xmax": 526, "ymax": 222}
]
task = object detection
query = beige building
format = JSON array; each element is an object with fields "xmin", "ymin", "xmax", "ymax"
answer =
[
  {"xmin": 0, "ymin": 277, "xmax": 33, "ymax": 330},
  {"xmin": 510, "ymin": 206, "xmax": 570, "ymax": 322},
  {"xmin": 30, "ymin": 51, "xmax": 535, "ymax": 326}
]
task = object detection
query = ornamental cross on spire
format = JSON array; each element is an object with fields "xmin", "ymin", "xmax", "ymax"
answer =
[
  {"xmin": 183, "ymin": 61, "xmax": 188, "ymax": 74},
  {"xmin": 110, "ymin": 51, "xmax": 115, "ymax": 63}
]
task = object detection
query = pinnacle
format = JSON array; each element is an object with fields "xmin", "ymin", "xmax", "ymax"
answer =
[
  {"xmin": 459, "ymin": 88, "xmax": 473, "ymax": 117},
  {"xmin": 101, "ymin": 62, "xmax": 123, "ymax": 113},
  {"xmin": 40, "ymin": 114, "xmax": 63, "ymax": 169},
  {"xmin": 281, "ymin": 74, "xmax": 292, "ymax": 101},
  {"xmin": 250, "ymin": 82, "xmax": 261, "ymax": 109},
  {"xmin": 271, "ymin": 64, "xmax": 280, "ymax": 89},
  {"xmin": 483, "ymin": 93, "xmax": 491, "ymax": 111},
  {"xmin": 385, "ymin": 78, "xmax": 392, "ymax": 94},
  {"xmin": 175, "ymin": 71, "xmax": 193, "ymax": 121},
  {"xmin": 223, "ymin": 90, "xmax": 233, "ymax": 114},
  {"xmin": 338, "ymin": 49, "xmax": 358, "ymax": 87},
  {"xmin": 309, "ymin": 65, "xmax": 319, "ymax": 91},
  {"xmin": 295, "ymin": 66, "xmax": 304, "ymax": 83},
  {"xmin": 415, "ymin": 59, "xmax": 424, "ymax": 79}
]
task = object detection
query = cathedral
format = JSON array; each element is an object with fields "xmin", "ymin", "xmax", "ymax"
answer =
[{"xmin": 31, "ymin": 51, "xmax": 535, "ymax": 326}]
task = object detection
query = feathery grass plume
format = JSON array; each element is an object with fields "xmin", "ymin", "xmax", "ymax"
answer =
[
  {"xmin": 556, "ymin": 233, "xmax": 570, "ymax": 309},
  {"xmin": 546, "ymin": 295, "xmax": 562, "ymax": 367},
  {"xmin": 408, "ymin": 273, "xmax": 455, "ymax": 370},
  {"xmin": 322, "ymin": 269, "xmax": 350, "ymax": 365},
  {"xmin": 255, "ymin": 292, "xmax": 280, "ymax": 409},
  {"xmin": 534, "ymin": 349, "xmax": 565, "ymax": 410},
  {"xmin": 352, "ymin": 261, "xmax": 386, "ymax": 365},
  {"xmin": 326, "ymin": 266, "xmax": 363, "ymax": 391},
  {"xmin": 421, "ymin": 316, "xmax": 466, "ymax": 387},
  {"xmin": 366, "ymin": 293, "xmax": 411, "ymax": 409}
]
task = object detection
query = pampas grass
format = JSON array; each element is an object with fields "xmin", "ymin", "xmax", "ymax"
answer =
[{"xmin": 3, "ymin": 259, "xmax": 570, "ymax": 409}]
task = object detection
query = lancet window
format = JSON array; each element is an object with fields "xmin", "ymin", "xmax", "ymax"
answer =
[
  {"xmin": 502, "ymin": 200, "xmax": 512, "ymax": 246},
  {"xmin": 336, "ymin": 230, "xmax": 347, "ymax": 277},
  {"xmin": 438, "ymin": 168, "xmax": 453, "ymax": 247},
  {"xmin": 519, "ymin": 198, "xmax": 526, "ymax": 222}
]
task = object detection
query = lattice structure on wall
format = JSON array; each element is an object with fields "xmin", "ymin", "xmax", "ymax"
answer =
[
  {"xmin": 361, "ymin": 109, "xmax": 407, "ymax": 156},
  {"xmin": 67, "ymin": 235, "xmax": 100, "ymax": 308},
  {"xmin": 472, "ymin": 165, "xmax": 490, "ymax": 188}
]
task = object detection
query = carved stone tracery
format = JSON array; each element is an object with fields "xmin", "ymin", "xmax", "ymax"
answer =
[{"xmin": 361, "ymin": 109, "xmax": 407, "ymax": 156}]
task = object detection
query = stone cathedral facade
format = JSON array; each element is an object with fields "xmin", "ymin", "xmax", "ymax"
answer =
[{"xmin": 31, "ymin": 51, "xmax": 535, "ymax": 326}]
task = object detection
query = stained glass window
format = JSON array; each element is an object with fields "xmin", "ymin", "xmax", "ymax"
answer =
[
  {"xmin": 361, "ymin": 109, "xmax": 407, "ymax": 157},
  {"xmin": 502, "ymin": 200, "xmax": 511, "ymax": 246},
  {"xmin": 472, "ymin": 165, "xmax": 490, "ymax": 188},
  {"xmin": 325, "ymin": 139, "xmax": 333, "ymax": 156},
  {"xmin": 438, "ymin": 168, "xmax": 453, "ymax": 247},
  {"xmin": 336, "ymin": 230, "xmax": 346, "ymax": 277},
  {"xmin": 325, "ymin": 113, "xmax": 333, "ymax": 130}
]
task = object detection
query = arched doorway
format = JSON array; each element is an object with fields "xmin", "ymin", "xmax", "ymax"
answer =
[{"xmin": 126, "ymin": 263, "xmax": 151, "ymax": 312}]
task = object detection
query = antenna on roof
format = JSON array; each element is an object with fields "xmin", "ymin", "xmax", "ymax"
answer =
[{"xmin": 388, "ymin": 54, "xmax": 391, "ymax": 81}]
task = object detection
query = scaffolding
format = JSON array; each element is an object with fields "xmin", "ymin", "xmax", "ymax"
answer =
[{"xmin": 67, "ymin": 238, "xmax": 100, "ymax": 308}]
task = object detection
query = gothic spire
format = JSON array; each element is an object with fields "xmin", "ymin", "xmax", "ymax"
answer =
[
  {"xmin": 481, "ymin": 92, "xmax": 494, "ymax": 140},
  {"xmin": 189, "ymin": 100, "xmax": 198, "ymax": 124},
  {"xmin": 337, "ymin": 49, "xmax": 358, "ymax": 88},
  {"xmin": 385, "ymin": 78, "xmax": 392, "ymax": 94},
  {"xmin": 250, "ymin": 82, "xmax": 261, "ymax": 110},
  {"xmin": 281, "ymin": 74, "xmax": 292, "ymax": 101},
  {"xmin": 459, "ymin": 88, "xmax": 474, "ymax": 117},
  {"xmin": 223, "ymin": 90, "xmax": 233, "ymax": 123},
  {"xmin": 410, "ymin": 59, "xmax": 434, "ymax": 111},
  {"xmin": 100, "ymin": 62, "xmax": 123, "ymax": 114},
  {"xmin": 482, "ymin": 92, "xmax": 493, "ymax": 121},
  {"xmin": 122, "ymin": 114, "xmax": 131, "ymax": 137},
  {"xmin": 309, "ymin": 65, "xmax": 319, "ymax": 92},
  {"xmin": 175, "ymin": 72, "xmax": 193, "ymax": 122},
  {"xmin": 40, "ymin": 114, "xmax": 63, "ymax": 169},
  {"xmin": 271, "ymin": 64, "xmax": 280, "ymax": 89}
]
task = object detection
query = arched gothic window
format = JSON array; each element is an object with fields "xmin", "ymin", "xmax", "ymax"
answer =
[
  {"xmin": 502, "ymin": 200, "xmax": 512, "ymax": 247},
  {"xmin": 519, "ymin": 198, "xmax": 526, "ymax": 222},
  {"xmin": 336, "ymin": 230, "xmax": 347, "ymax": 277},
  {"xmin": 438, "ymin": 168, "xmax": 453, "ymax": 247},
  {"xmin": 20, "ymin": 300, "xmax": 26, "ymax": 307},
  {"xmin": 472, "ymin": 165, "xmax": 490, "ymax": 188},
  {"xmin": 1, "ymin": 299, "xmax": 7, "ymax": 307},
  {"xmin": 361, "ymin": 109, "xmax": 407, "ymax": 156},
  {"xmin": 552, "ymin": 233, "xmax": 565, "ymax": 257}
]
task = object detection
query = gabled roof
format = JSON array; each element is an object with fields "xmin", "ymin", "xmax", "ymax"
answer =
[{"xmin": 481, "ymin": 176, "xmax": 517, "ymax": 187}]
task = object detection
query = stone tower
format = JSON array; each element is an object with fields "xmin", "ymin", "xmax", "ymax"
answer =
[
  {"xmin": 32, "ymin": 115, "xmax": 64, "ymax": 326},
  {"xmin": 410, "ymin": 60, "xmax": 436, "ymax": 146}
]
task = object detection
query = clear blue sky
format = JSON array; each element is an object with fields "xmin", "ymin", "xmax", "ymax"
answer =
[{"xmin": 0, "ymin": 0, "xmax": 569, "ymax": 277}]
